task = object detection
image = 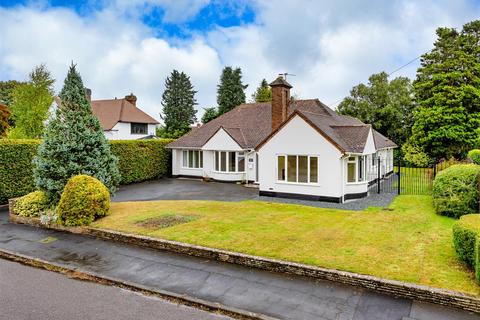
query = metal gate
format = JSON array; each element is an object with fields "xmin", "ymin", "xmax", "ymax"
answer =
[{"xmin": 367, "ymin": 157, "xmax": 466, "ymax": 196}]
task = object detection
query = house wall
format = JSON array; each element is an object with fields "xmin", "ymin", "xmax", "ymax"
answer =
[
  {"xmin": 257, "ymin": 115, "xmax": 344, "ymax": 200},
  {"xmin": 104, "ymin": 122, "xmax": 156, "ymax": 140}
]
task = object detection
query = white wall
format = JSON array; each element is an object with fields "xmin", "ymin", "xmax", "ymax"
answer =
[
  {"xmin": 257, "ymin": 115, "xmax": 344, "ymax": 198},
  {"xmin": 104, "ymin": 122, "xmax": 156, "ymax": 140},
  {"xmin": 202, "ymin": 128, "xmax": 244, "ymax": 151}
]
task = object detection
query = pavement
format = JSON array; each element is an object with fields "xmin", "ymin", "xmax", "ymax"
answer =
[
  {"xmin": 0, "ymin": 208, "xmax": 478, "ymax": 320},
  {"xmin": 113, "ymin": 178, "xmax": 396, "ymax": 210},
  {"xmin": 0, "ymin": 258, "xmax": 229, "ymax": 320}
]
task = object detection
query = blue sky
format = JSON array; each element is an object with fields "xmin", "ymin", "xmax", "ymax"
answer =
[{"xmin": 1, "ymin": 0, "xmax": 480, "ymax": 120}]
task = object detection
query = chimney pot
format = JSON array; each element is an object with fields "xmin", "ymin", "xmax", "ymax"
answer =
[
  {"xmin": 269, "ymin": 75, "xmax": 292, "ymax": 130},
  {"xmin": 125, "ymin": 93, "xmax": 137, "ymax": 107}
]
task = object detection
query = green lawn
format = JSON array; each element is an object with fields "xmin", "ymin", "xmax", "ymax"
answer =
[{"xmin": 93, "ymin": 196, "xmax": 480, "ymax": 296}]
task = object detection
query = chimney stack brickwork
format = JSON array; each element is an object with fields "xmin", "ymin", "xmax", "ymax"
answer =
[
  {"xmin": 125, "ymin": 93, "xmax": 137, "ymax": 107},
  {"xmin": 270, "ymin": 76, "xmax": 292, "ymax": 130}
]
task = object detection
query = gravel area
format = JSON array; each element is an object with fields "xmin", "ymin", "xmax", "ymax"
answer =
[{"xmin": 258, "ymin": 192, "xmax": 397, "ymax": 211}]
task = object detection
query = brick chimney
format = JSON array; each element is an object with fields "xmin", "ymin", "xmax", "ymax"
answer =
[
  {"xmin": 85, "ymin": 88, "xmax": 92, "ymax": 102},
  {"xmin": 125, "ymin": 93, "xmax": 137, "ymax": 107},
  {"xmin": 270, "ymin": 75, "xmax": 292, "ymax": 130}
]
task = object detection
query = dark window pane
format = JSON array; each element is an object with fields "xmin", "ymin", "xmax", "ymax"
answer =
[
  {"xmin": 287, "ymin": 155, "xmax": 297, "ymax": 182},
  {"xmin": 183, "ymin": 150, "xmax": 188, "ymax": 167},
  {"xmin": 237, "ymin": 152, "xmax": 245, "ymax": 172},
  {"xmin": 131, "ymin": 123, "xmax": 147, "ymax": 134},
  {"xmin": 188, "ymin": 150, "xmax": 194, "ymax": 168},
  {"xmin": 200, "ymin": 151, "xmax": 203, "ymax": 168},
  {"xmin": 277, "ymin": 156, "xmax": 285, "ymax": 181},
  {"xmin": 310, "ymin": 157, "xmax": 318, "ymax": 183},
  {"xmin": 228, "ymin": 152, "xmax": 236, "ymax": 172},
  {"xmin": 221, "ymin": 152, "xmax": 226, "ymax": 172},
  {"xmin": 215, "ymin": 151, "xmax": 219, "ymax": 171},
  {"xmin": 298, "ymin": 156, "xmax": 308, "ymax": 183}
]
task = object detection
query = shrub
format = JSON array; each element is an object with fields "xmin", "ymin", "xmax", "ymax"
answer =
[
  {"xmin": 468, "ymin": 149, "xmax": 480, "ymax": 165},
  {"xmin": 57, "ymin": 175, "xmax": 110, "ymax": 226},
  {"xmin": 13, "ymin": 191, "xmax": 49, "ymax": 217},
  {"xmin": 432, "ymin": 164, "xmax": 480, "ymax": 218},
  {"xmin": 0, "ymin": 139, "xmax": 41, "ymax": 203},
  {"xmin": 0, "ymin": 139, "xmax": 173, "ymax": 204},
  {"xmin": 110, "ymin": 139, "xmax": 173, "ymax": 184},
  {"xmin": 452, "ymin": 215, "xmax": 480, "ymax": 267}
]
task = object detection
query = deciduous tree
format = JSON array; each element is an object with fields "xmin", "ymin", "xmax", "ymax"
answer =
[{"xmin": 251, "ymin": 79, "xmax": 272, "ymax": 102}]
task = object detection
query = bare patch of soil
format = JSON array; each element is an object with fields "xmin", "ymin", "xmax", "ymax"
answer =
[{"xmin": 135, "ymin": 214, "xmax": 199, "ymax": 229}]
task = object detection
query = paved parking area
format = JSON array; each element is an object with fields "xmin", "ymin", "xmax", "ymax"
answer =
[{"xmin": 113, "ymin": 178, "xmax": 396, "ymax": 210}]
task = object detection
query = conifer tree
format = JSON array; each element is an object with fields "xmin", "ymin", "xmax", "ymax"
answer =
[
  {"xmin": 160, "ymin": 70, "xmax": 197, "ymax": 137},
  {"xmin": 33, "ymin": 64, "xmax": 120, "ymax": 202},
  {"xmin": 201, "ymin": 107, "xmax": 218, "ymax": 124},
  {"xmin": 217, "ymin": 67, "xmax": 248, "ymax": 115},
  {"xmin": 251, "ymin": 79, "xmax": 272, "ymax": 102},
  {"xmin": 407, "ymin": 20, "xmax": 480, "ymax": 161}
]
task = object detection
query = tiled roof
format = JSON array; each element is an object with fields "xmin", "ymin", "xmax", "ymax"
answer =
[
  {"xmin": 167, "ymin": 99, "xmax": 396, "ymax": 153},
  {"xmin": 373, "ymin": 129, "xmax": 398, "ymax": 149},
  {"xmin": 91, "ymin": 98, "xmax": 159, "ymax": 130}
]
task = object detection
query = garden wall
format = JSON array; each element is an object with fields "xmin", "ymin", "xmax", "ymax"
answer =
[{"xmin": 0, "ymin": 139, "xmax": 173, "ymax": 204}]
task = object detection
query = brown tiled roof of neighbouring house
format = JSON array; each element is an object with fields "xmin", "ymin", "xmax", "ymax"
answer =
[
  {"xmin": 91, "ymin": 98, "xmax": 159, "ymax": 130},
  {"xmin": 167, "ymin": 98, "xmax": 396, "ymax": 153}
]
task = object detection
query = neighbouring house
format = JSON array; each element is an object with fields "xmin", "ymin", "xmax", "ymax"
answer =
[
  {"xmin": 87, "ymin": 90, "xmax": 159, "ymax": 140},
  {"xmin": 167, "ymin": 76, "xmax": 396, "ymax": 203}
]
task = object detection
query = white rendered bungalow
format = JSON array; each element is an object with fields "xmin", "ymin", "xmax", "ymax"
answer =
[{"xmin": 167, "ymin": 76, "xmax": 396, "ymax": 203}]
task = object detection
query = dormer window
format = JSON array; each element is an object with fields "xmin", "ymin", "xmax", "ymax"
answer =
[{"xmin": 131, "ymin": 123, "xmax": 147, "ymax": 134}]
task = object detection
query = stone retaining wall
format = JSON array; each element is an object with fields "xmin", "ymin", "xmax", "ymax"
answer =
[{"xmin": 8, "ymin": 209, "xmax": 480, "ymax": 314}]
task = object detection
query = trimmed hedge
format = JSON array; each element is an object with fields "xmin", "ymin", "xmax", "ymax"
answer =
[
  {"xmin": 13, "ymin": 191, "xmax": 49, "ymax": 217},
  {"xmin": 452, "ymin": 214, "xmax": 480, "ymax": 282},
  {"xmin": 0, "ymin": 139, "xmax": 173, "ymax": 204},
  {"xmin": 468, "ymin": 149, "xmax": 480, "ymax": 165},
  {"xmin": 0, "ymin": 139, "xmax": 41, "ymax": 203},
  {"xmin": 57, "ymin": 175, "xmax": 110, "ymax": 226},
  {"xmin": 432, "ymin": 164, "xmax": 480, "ymax": 218},
  {"xmin": 110, "ymin": 139, "xmax": 173, "ymax": 184}
]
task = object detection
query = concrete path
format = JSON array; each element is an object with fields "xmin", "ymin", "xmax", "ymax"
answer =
[
  {"xmin": 0, "ymin": 209, "xmax": 477, "ymax": 320},
  {"xmin": 0, "ymin": 259, "xmax": 229, "ymax": 320},
  {"xmin": 113, "ymin": 178, "xmax": 395, "ymax": 210}
]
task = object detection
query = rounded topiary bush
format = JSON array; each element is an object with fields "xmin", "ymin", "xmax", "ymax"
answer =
[
  {"xmin": 432, "ymin": 164, "xmax": 480, "ymax": 218},
  {"xmin": 13, "ymin": 191, "xmax": 49, "ymax": 217},
  {"xmin": 468, "ymin": 149, "xmax": 480, "ymax": 165},
  {"xmin": 57, "ymin": 175, "xmax": 110, "ymax": 226},
  {"xmin": 452, "ymin": 214, "xmax": 480, "ymax": 268}
]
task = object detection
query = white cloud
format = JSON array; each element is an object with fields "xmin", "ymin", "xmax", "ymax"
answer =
[{"xmin": 1, "ymin": 0, "xmax": 480, "ymax": 122}]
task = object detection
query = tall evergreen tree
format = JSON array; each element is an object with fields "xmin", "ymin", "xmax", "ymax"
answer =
[
  {"xmin": 217, "ymin": 67, "xmax": 248, "ymax": 115},
  {"xmin": 8, "ymin": 65, "xmax": 54, "ymax": 139},
  {"xmin": 337, "ymin": 72, "xmax": 415, "ymax": 146},
  {"xmin": 251, "ymin": 79, "xmax": 272, "ymax": 102},
  {"xmin": 34, "ymin": 64, "xmax": 120, "ymax": 202},
  {"xmin": 201, "ymin": 107, "xmax": 218, "ymax": 124},
  {"xmin": 407, "ymin": 20, "xmax": 480, "ymax": 162},
  {"xmin": 160, "ymin": 70, "xmax": 197, "ymax": 137}
]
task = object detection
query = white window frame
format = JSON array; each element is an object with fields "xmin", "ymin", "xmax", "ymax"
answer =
[
  {"xmin": 181, "ymin": 149, "xmax": 203, "ymax": 169},
  {"xmin": 276, "ymin": 154, "xmax": 319, "ymax": 185},
  {"xmin": 214, "ymin": 151, "xmax": 246, "ymax": 173},
  {"xmin": 347, "ymin": 155, "xmax": 367, "ymax": 184}
]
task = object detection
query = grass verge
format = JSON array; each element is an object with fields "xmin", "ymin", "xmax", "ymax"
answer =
[{"xmin": 92, "ymin": 195, "xmax": 480, "ymax": 296}]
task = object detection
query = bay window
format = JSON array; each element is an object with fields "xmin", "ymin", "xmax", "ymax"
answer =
[
  {"xmin": 182, "ymin": 150, "xmax": 203, "ymax": 168},
  {"xmin": 214, "ymin": 151, "xmax": 246, "ymax": 173},
  {"xmin": 277, "ymin": 155, "xmax": 319, "ymax": 184},
  {"xmin": 347, "ymin": 156, "xmax": 366, "ymax": 183}
]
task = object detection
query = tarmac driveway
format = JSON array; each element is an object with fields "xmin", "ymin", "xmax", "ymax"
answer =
[
  {"xmin": 113, "ymin": 178, "xmax": 396, "ymax": 210},
  {"xmin": 113, "ymin": 178, "xmax": 259, "ymax": 202}
]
